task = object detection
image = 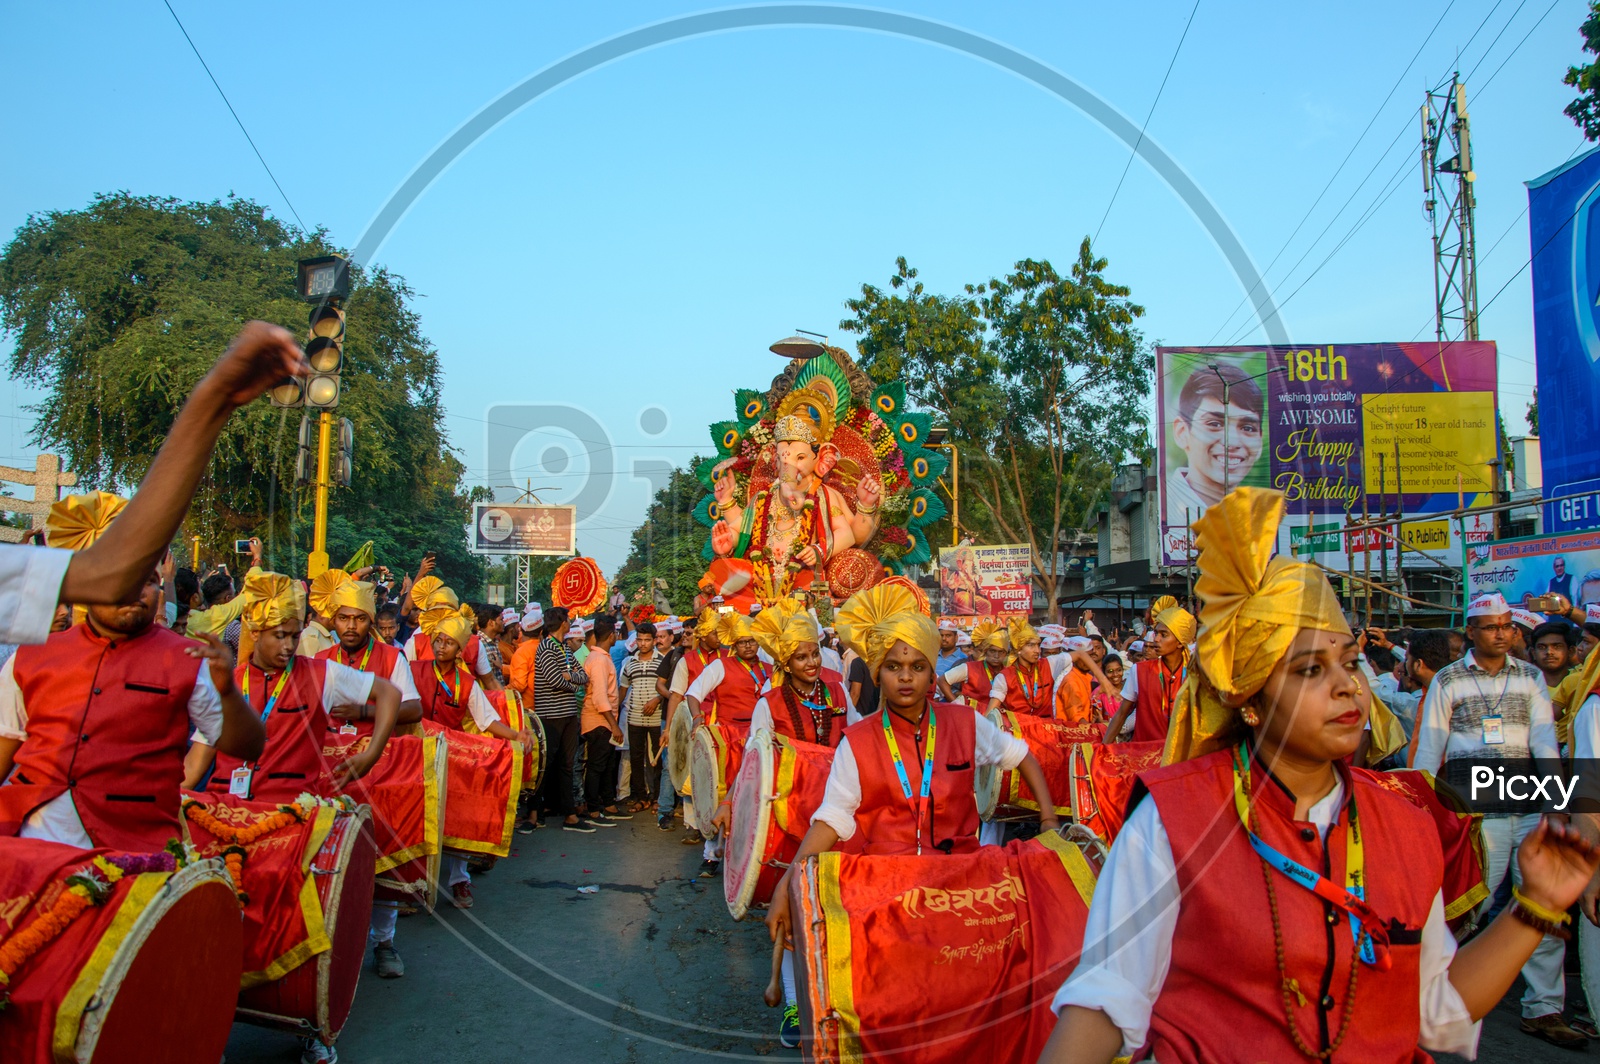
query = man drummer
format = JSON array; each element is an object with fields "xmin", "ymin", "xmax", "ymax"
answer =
[
  {"xmin": 937, "ymin": 620, "xmax": 1009, "ymax": 707},
  {"xmin": 766, "ymin": 584, "xmax": 1060, "ymax": 1012},
  {"xmin": 1103, "ymin": 605, "xmax": 1196, "ymax": 744},
  {"xmin": 685, "ymin": 611, "xmax": 772, "ymax": 730},
  {"xmin": 986, "ymin": 619, "xmax": 1056, "ymax": 717},
  {"xmin": 407, "ymin": 577, "xmax": 503, "ymax": 692},
  {"xmin": 312, "ymin": 571, "xmax": 422, "ymax": 980},
  {"xmin": 0, "ymin": 494, "xmax": 267, "ymax": 851},
  {"xmin": 663, "ymin": 608, "xmax": 726, "ymax": 849}
]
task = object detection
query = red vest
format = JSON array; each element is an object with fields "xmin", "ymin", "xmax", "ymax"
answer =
[
  {"xmin": 758, "ymin": 680, "xmax": 849, "ymax": 748},
  {"xmin": 706, "ymin": 656, "xmax": 768, "ymax": 727},
  {"xmin": 1140, "ymin": 750, "xmax": 1441, "ymax": 1064},
  {"xmin": 959, "ymin": 661, "xmax": 1000, "ymax": 708},
  {"xmin": 412, "ymin": 659, "xmax": 478, "ymax": 732},
  {"xmin": 683, "ymin": 647, "xmax": 721, "ymax": 686},
  {"xmin": 411, "ymin": 630, "xmax": 481, "ymax": 670},
  {"xmin": 999, "ymin": 659, "xmax": 1054, "ymax": 717},
  {"xmin": 209, "ymin": 657, "xmax": 333, "ymax": 801},
  {"xmin": 843, "ymin": 702, "xmax": 980, "ymax": 856},
  {"xmin": 0, "ymin": 624, "xmax": 199, "ymax": 852},
  {"xmin": 1132, "ymin": 657, "xmax": 1184, "ymax": 744},
  {"xmin": 317, "ymin": 637, "xmax": 400, "ymax": 686}
]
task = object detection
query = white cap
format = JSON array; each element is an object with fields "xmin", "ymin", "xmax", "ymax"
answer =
[
  {"xmin": 956, "ymin": 630, "xmax": 972, "ymax": 646},
  {"xmin": 1041, "ymin": 634, "xmax": 1063, "ymax": 650},
  {"xmin": 1466, "ymin": 592, "xmax": 1510, "ymax": 618},
  {"xmin": 1586, "ymin": 603, "xmax": 1600, "ymax": 626},
  {"xmin": 521, "ymin": 603, "xmax": 544, "ymax": 629},
  {"xmin": 937, "ymin": 618, "xmax": 958, "ymax": 631},
  {"xmin": 625, "ymin": 632, "xmax": 638, "ymax": 650},
  {"xmin": 1510, "ymin": 607, "xmax": 1543, "ymax": 631},
  {"xmin": 1065, "ymin": 636, "xmax": 1092, "ymax": 652},
  {"xmin": 1128, "ymin": 640, "xmax": 1146, "ymax": 654},
  {"xmin": 500, "ymin": 607, "xmax": 519, "ymax": 626}
]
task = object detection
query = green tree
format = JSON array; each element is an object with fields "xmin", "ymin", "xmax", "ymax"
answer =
[
  {"xmin": 842, "ymin": 241, "xmax": 1151, "ymax": 617},
  {"xmin": 0, "ymin": 192, "xmax": 483, "ymax": 591},
  {"xmin": 1566, "ymin": 2, "xmax": 1600, "ymax": 140}
]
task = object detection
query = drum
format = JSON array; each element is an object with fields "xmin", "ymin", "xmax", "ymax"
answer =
[
  {"xmin": 237, "ymin": 804, "xmax": 377, "ymax": 1046},
  {"xmin": 723, "ymin": 729, "xmax": 836, "ymax": 920},
  {"xmin": 1067, "ymin": 739, "xmax": 1164, "ymax": 845},
  {"xmin": 667, "ymin": 701, "xmax": 696, "ymax": 792},
  {"xmin": 325, "ymin": 730, "xmax": 446, "ymax": 911},
  {"xmin": 422, "ymin": 719, "xmax": 524, "ymax": 858},
  {"xmin": 789, "ymin": 832, "xmax": 1098, "ymax": 1064},
  {"xmin": 988, "ymin": 709, "xmax": 1077, "ymax": 820},
  {"xmin": 485, "ymin": 690, "xmax": 546, "ymax": 792},
  {"xmin": 689, "ymin": 722, "xmax": 745, "ymax": 832},
  {"xmin": 0, "ymin": 838, "xmax": 241, "ymax": 1064}
]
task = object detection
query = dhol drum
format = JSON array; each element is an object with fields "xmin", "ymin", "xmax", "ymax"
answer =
[
  {"xmin": 984, "ymin": 709, "xmax": 1079, "ymax": 821},
  {"xmin": 485, "ymin": 690, "xmax": 546, "ymax": 793},
  {"xmin": 1067, "ymin": 739, "xmax": 1164, "ymax": 845},
  {"xmin": 236, "ymin": 804, "xmax": 376, "ymax": 1046},
  {"xmin": 421, "ymin": 719, "xmax": 524, "ymax": 858},
  {"xmin": 325, "ymin": 730, "xmax": 446, "ymax": 911},
  {"xmin": 667, "ymin": 701, "xmax": 696, "ymax": 793},
  {"xmin": 789, "ymin": 831, "xmax": 1099, "ymax": 1064},
  {"xmin": 689, "ymin": 722, "xmax": 745, "ymax": 833},
  {"xmin": 0, "ymin": 838, "xmax": 242, "ymax": 1064},
  {"xmin": 723, "ymin": 728, "xmax": 836, "ymax": 920}
]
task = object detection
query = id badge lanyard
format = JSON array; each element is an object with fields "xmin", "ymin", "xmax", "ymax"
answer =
[
  {"xmin": 883, "ymin": 706, "xmax": 937, "ymax": 856},
  {"xmin": 235, "ymin": 661, "xmax": 294, "ymax": 797}
]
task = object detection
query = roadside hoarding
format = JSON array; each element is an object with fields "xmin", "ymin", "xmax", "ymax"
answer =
[
  {"xmin": 937, "ymin": 543, "xmax": 1032, "ymax": 624},
  {"xmin": 1156, "ymin": 343, "xmax": 1499, "ymax": 568},
  {"xmin": 1465, "ymin": 528, "xmax": 1600, "ymax": 610},
  {"xmin": 469, "ymin": 502, "xmax": 577, "ymax": 556}
]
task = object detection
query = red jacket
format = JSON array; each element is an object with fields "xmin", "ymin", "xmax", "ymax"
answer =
[
  {"xmin": 959, "ymin": 661, "xmax": 1000, "ymax": 708},
  {"xmin": 1132, "ymin": 657, "xmax": 1184, "ymax": 745},
  {"xmin": 704, "ymin": 657, "xmax": 769, "ymax": 728},
  {"xmin": 209, "ymin": 657, "xmax": 332, "ymax": 802},
  {"xmin": 1139, "ymin": 749, "xmax": 1442, "ymax": 1063},
  {"xmin": 0, "ymin": 624, "xmax": 199, "ymax": 852},
  {"xmin": 412, "ymin": 659, "xmax": 477, "ymax": 732},
  {"xmin": 758, "ymin": 680, "xmax": 849, "ymax": 748},
  {"xmin": 843, "ymin": 702, "xmax": 979, "ymax": 856},
  {"xmin": 998, "ymin": 659, "xmax": 1054, "ymax": 717}
]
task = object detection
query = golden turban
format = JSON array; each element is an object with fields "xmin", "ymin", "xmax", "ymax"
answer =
[
  {"xmin": 241, "ymin": 572, "xmax": 304, "ymax": 633},
  {"xmin": 718, "ymin": 610, "xmax": 757, "ymax": 646},
  {"xmin": 751, "ymin": 600, "xmax": 821, "ymax": 687},
  {"xmin": 1006, "ymin": 618, "xmax": 1039, "ymax": 653},
  {"xmin": 836, "ymin": 583, "xmax": 939, "ymax": 679},
  {"xmin": 418, "ymin": 601, "xmax": 472, "ymax": 637},
  {"xmin": 44, "ymin": 491, "xmax": 128, "ymax": 550},
  {"xmin": 1163, "ymin": 488, "xmax": 1349, "ymax": 765},
  {"xmin": 695, "ymin": 607, "xmax": 722, "ymax": 640},
  {"xmin": 1149, "ymin": 594, "xmax": 1178, "ymax": 618},
  {"xmin": 970, "ymin": 620, "xmax": 1009, "ymax": 652},
  {"xmin": 308, "ymin": 569, "xmax": 352, "ymax": 619},
  {"xmin": 410, "ymin": 576, "xmax": 457, "ymax": 612},
  {"xmin": 1155, "ymin": 606, "xmax": 1197, "ymax": 646},
  {"xmin": 331, "ymin": 580, "xmax": 376, "ymax": 619},
  {"xmin": 432, "ymin": 612, "xmax": 473, "ymax": 651}
]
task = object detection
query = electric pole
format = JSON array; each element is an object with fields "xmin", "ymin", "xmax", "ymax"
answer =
[{"xmin": 1422, "ymin": 75, "xmax": 1479, "ymax": 342}]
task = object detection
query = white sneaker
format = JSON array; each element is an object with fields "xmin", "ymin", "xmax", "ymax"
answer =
[{"xmin": 299, "ymin": 1037, "xmax": 338, "ymax": 1064}]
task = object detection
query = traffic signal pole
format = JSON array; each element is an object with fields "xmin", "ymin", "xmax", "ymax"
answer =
[{"xmin": 309, "ymin": 410, "xmax": 334, "ymax": 577}]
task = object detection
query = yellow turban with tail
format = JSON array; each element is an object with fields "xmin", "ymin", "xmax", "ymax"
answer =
[
  {"xmin": 836, "ymin": 583, "xmax": 939, "ymax": 679},
  {"xmin": 751, "ymin": 599, "xmax": 821, "ymax": 687},
  {"xmin": 1006, "ymin": 618, "xmax": 1039, "ymax": 654},
  {"xmin": 410, "ymin": 576, "xmax": 457, "ymax": 611},
  {"xmin": 420, "ymin": 601, "xmax": 473, "ymax": 636},
  {"xmin": 44, "ymin": 491, "xmax": 128, "ymax": 550},
  {"xmin": 1162, "ymin": 488, "xmax": 1350, "ymax": 765},
  {"xmin": 241, "ymin": 572, "xmax": 304, "ymax": 633},
  {"xmin": 1155, "ymin": 606, "xmax": 1198, "ymax": 646},
  {"xmin": 717, "ymin": 610, "xmax": 757, "ymax": 646},
  {"xmin": 695, "ymin": 607, "xmax": 722, "ymax": 640}
]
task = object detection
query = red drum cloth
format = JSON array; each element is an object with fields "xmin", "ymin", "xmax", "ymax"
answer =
[
  {"xmin": 1070, "ymin": 741, "xmax": 1165, "ymax": 845},
  {"xmin": 992, "ymin": 711, "xmax": 1107, "ymax": 818},
  {"xmin": 418, "ymin": 720, "xmax": 523, "ymax": 857},
  {"xmin": 235, "ymin": 806, "xmax": 375, "ymax": 1046},
  {"xmin": 0, "ymin": 838, "xmax": 241, "ymax": 1064},
  {"xmin": 1374, "ymin": 769, "xmax": 1490, "ymax": 928},
  {"xmin": 486, "ymin": 690, "xmax": 545, "ymax": 790},
  {"xmin": 322, "ymin": 731, "xmax": 443, "ymax": 905},
  {"xmin": 724, "ymin": 731, "xmax": 836, "ymax": 919},
  {"xmin": 181, "ymin": 792, "xmax": 343, "ymax": 987},
  {"xmin": 789, "ymin": 834, "xmax": 1098, "ymax": 1064}
]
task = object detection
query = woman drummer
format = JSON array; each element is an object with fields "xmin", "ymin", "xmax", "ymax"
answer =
[{"xmin": 1041, "ymin": 488, "xmax": 1600, "ymax": 1064}]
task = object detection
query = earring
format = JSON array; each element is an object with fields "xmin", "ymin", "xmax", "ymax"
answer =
[{"xmin": 1241, "ymin": 706, "xmax": 1261, "ymax": 727}]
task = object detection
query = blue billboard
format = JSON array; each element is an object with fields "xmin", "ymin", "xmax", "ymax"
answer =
[{"xmin": 1531, "ymin": 145, "xmax": 1600, "ymax": 531}]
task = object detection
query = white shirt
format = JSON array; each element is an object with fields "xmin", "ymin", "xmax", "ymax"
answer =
[
  {"xmin": 1082, "ymin": 619, "xmax": 1102, "ymax": 638},
  {"xmin": 0, "ymin": 653, "xmax": 224, "ymax": 848},
  {"xmin": 820, "ymin": 645, "xmax": 843, "ymax": 675},
  {"xmin": 811, "ymin": 709, "xmax": 1029, "ymax": 842},
  {"xmin": 1411, "ymin": 651, "xmax": 1559, "ymax": 775},
  {"xmin": 459, "ymin": 681, "xmax": 502, "ymax": 731},
  {"xmin": 1052, "ymin": 780, "xmax": 1479, "ymax": 1058},
  {"xmin": 669, "ymin": 658, "xmax": 692, "ymax": 698},
  {"xmin": 0, "ymin": 545, "xmax": 71, "ymax": 646}
]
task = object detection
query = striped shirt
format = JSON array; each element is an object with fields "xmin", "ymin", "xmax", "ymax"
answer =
[
  {"xmin": 620, "ymin": 651, "xmax": 665, "ymax": 727},
  {"xmin": 1412, "ymin": 651, "xmax": 1559, "ymax": 802},
  {"xmin": 531, "ymin": 636, "xmax": 586, "ymax": 720}
]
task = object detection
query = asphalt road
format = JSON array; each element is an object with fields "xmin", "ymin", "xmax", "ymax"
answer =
[{"xmin": 223, "ymin": 815, "xmax": 1594, "ymax": 1063}]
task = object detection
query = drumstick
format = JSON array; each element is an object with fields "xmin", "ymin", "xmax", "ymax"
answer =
[{"xmin": 762, "ymin": 937, "xmax": 785, "ymax": 1008}]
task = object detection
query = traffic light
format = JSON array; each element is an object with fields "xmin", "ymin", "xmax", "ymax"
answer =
[
  {"xmin": 295, "ymin": 416, "xmax": 314, "ymax": 484},
  {"xmin": 305, "ymin": 302, "xmax": 344, "ymax": 410},
  {"xmin": 334, "ymin": 418, "xmax": 354, "ymax": 488},
  {"xmin": 269, "ymin": 377, "xmax": 305, "ymax": 408}
]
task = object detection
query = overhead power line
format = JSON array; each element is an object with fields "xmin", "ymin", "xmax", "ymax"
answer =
[{"xmin": 160, "ymin": 0, "xmax": 306, "ymax": 232}]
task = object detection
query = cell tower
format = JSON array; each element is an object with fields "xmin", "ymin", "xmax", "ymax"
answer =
[{"xmin": 1421, "ymin": 75, "xmax": 1479, "ymax": 341}]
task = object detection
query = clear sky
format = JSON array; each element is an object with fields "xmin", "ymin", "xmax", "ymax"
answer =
[{"xmin": 0, "ymin": 1, "xmax": 1589, "ymax": 573}]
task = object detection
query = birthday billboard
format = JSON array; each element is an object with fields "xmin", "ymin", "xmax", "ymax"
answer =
[{"xmin": 1156, "ymin": 343, "xmax": 1499, "ymax": 567}]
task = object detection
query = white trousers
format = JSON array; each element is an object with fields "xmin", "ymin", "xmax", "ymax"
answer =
[{"xmin": 1479, "ymin": 814, "xmax": 1565, "ymax": 1019}]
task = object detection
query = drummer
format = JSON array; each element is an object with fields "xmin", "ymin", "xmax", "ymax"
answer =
[
  {"xmin": 0, "ymin": 493, "xmax": 267, "ymax": 851},
  {"xmin": 684, "ymin": 610, "xmax": 771, "ymax": 729},
  {"xmin": 743, "ymin": 599, "xmax": 855, "ymax": 747},
  {"xmin": 664, "ymin": 608, "xmax": 725, "ymax": 851},
  {"xmin": 407, "ymin": 577, "xmax": 503, "ymax": 692},
  {"xmin": 312, "ymin": 570, "xmax": 422, "ymax": 980},
  {"xmin": 413, "ymin": 610, "xmax": 534, "ymax": 911},
  {"xmin": 1102, "ymin": 604, "xmax": 1195, "ymax": 744},
  {"xmin": 188, "ymin": 572, "xmax": 403, "ymax": 801},
  {"xmin": 767, "ymin": 581, "xmax": 1061, "ymax": 951},
  {"xmin": 936, "ymin": 619, "xmax": 1008, "ymax": 707},
  {"xmin": 986, "ymin": 619, "xmax": 1056, "ymax": 717},
  {"xmin": 1042, "ymin": 488, "xmax": 1600, "ymax": 1064}
]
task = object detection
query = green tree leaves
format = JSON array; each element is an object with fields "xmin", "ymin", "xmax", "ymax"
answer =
[{"xmin": 1566, "ymin": 2, "xmax": 1600, "ymax": 140}]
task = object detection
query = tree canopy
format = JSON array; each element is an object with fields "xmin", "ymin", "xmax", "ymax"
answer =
[
  {"xmin": 1566, "ymin": 2, "xmax": 1600, "ymax": 140},
  {"xmin": 0, "ymin": 192, "xmax": 484, "ymax": 592},
  {"xmin": 611, "ymin": 463, "xmax": 714, "ymax": 616}
]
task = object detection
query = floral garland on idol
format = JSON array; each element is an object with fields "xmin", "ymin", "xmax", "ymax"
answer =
[
  {"xmin": 745, "ymin": 487, "xmax": 818, "ymax": 602},
  {"xmin": 0, "ymin": 843, "xmax": 191, "ymax": 1008},
  {"xmin": 183, "ymin": 792, "xmax": 354, "ymax": 906}
]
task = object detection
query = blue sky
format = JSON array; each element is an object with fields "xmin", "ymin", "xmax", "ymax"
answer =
[{"xmin": 0, "ymin": 1, "xmax": 1589, "ymax": 572}]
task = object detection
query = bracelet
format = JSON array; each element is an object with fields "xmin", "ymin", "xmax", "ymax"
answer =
[
  {"xmin": 1512, "ymin": 887, "xmax": 1572, "ymax": 927},
  {"xmin": 856, "ymin": 501, "xmax": 879, "ymax": 515},
  {"xmin": 1510, "ymin": 899, "xmax": 1573, "ymax": 940}
]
